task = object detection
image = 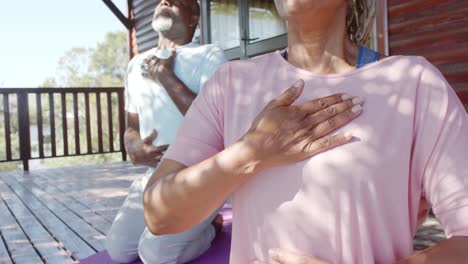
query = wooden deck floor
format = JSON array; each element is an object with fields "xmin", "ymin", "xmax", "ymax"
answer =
[
  {"xmin": 0, "ymin": 162, "xmax": 446, "ymax": 264},
  {"xmin": 0, "ymin": 162, "xmax": 146, "ymax": 264}
]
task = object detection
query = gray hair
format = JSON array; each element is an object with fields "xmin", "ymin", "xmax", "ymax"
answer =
[{"xmin": 346, "ymin": 0, "xmax": 376, "ymax": 45}]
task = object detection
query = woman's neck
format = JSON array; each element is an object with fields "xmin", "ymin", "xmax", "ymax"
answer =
[{"xmin": 286, "ymin": 5, "xmax": 355, "ymax": 74}]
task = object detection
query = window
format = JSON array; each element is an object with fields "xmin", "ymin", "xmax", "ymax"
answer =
[{"xmin": 202, "ymin": 0, "xmax": 287, "ymax": 60}]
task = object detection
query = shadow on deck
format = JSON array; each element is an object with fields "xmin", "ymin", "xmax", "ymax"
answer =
[{"xmin": 0, "ymin": 162, "xmax": 446, "ymax": 263}]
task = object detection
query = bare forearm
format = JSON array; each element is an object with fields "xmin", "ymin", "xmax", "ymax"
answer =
[
  {"xmin": 143, "ymin": 139, "xmax": 261, "ymax": 235},
  {"xmin": 124, "ymin": 127, "xmax": 142, "ymax": 153},
  {"xmin": 398, "ymin": 237, "xmax": 468, "ymax": 264},
  {"xmin": 159, "ymin": 73, "xmax": 196, "ymax": 114}
]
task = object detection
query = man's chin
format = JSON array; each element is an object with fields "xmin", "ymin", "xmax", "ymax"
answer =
[{"xmin": 152, "ymin": 17, "xmax": 174, "ymax": 33}]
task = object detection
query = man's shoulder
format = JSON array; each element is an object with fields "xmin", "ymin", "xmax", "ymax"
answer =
[
  {"xmin": 128, "ymin": 48, "xmax": 157, "ymax": 71},
  {"xmin": 130, "ymin": 48, "xmax": 157, "ymax": 63}
]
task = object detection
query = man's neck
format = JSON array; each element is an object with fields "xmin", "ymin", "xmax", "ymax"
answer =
[
  {"xmin": 157, "ymin": 31, "xmax": 192, "ymax": 49},
  {"xmin": 286, "ymin": 4, "xmax": 355, "ymax": 74}
]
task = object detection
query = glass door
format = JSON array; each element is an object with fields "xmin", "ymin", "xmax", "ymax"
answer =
[
  {"xmin": 204, "ymin": 0, "xmax": 241, "ymax": 60},
  {"xmin": 242, "ymin": 0, "xmax": 287, "ymax": 58},
  {"xmin": 202, "ymin": 0, "xmax": 287, "ymax": 60}
]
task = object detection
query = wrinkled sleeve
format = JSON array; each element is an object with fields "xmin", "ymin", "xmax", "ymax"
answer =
[
  {"xmin": 164, "ymin": 65, "xmax": 226, "ymax": 166},
  {"xmin": 413, "ymin": 58, "xmax": 468, "ymax": 237},
  {"xmin": 125, "ymin": 56, "xmax": 140, "ymax": 113}
]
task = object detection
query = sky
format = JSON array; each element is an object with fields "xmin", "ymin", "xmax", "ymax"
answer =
[{"xmin": 0, "ymin": 0, "xmax": 128, "ymax": 87}]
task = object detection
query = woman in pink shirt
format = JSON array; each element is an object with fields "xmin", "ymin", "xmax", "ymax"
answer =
[{"xmin": 143, "ymin": 0, "xmax": 468, "ymax": 263}]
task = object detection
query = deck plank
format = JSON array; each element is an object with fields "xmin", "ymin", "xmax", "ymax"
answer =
[
  {"xmin": 11, "ymin": 172, "xmax": 108, "ymax": 249},
  {"xmin": 34, "ymin": 163, "xmax": 145, "ymax": 222},
  {"xmin": 0, "ymin": 175, "xmax": 71, "ymax": 263},
  {"xmin": 0, "ymin": 235, "xmax": 12, "ymax": 264},
  {"xmin": 0, "ymin": 197, "xmax": 42, "ymax": 264},
  {"xmin": 19, "ymin": 171, "xmax": 112, "ymax": 234},
  {"xmin": 37, "ymin": 168, "xmax": 120, "ymax": 222},
  {"xmin": 1, "ymin": 174, "xmax": 101, "ymax": 259},
  {"xmin": 0, "ymin": 189, "xmax": 31, "ymax": 264}
]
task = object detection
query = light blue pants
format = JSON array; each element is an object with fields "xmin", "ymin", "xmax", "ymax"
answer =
[{"xmin": 105, "ymin": 169, "xmax": 222, "ymax": 264}]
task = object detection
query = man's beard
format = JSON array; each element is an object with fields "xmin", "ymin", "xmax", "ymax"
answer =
[{"xmin": 152, "ymin": 16, "xmax": 174, "ymax": 33}]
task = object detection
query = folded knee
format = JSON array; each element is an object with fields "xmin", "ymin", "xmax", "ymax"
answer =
[
  {"xmin": 138, "ymin": 225, "xmax": 216, "ymax": 264},
  {"xmin": 106, "ymin": 237, "xmax": 139, "ymax": 263}
]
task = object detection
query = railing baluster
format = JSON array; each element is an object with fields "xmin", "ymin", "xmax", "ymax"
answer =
[
  {"xmin": 73, "ymin": 92, "xmax": 80, "ymax": 155},
  {"xmin": 36, "ymin": 93, "xmax": 44, "ymax": 158},
  {"xmin": 17, "ymin": 92, "xmax": 31, "ymax": 171},
  {"xmin": 85, "ymin": 93, "xmax": 92, "ymax": 154},
  {"xmin": 3, "ymin": 94, "xmax": 12, "ymax": 161},
  {"xmin": 49, "ymin": 93, "xmax": 56, "ymax": 157},
  {"xmin": 107, "ymin": 92, "xmax": 114, "ymax": 152},
  {"xmin": 117, "ymin": 90, "xmax": 127, "ymax": 161},
  {"xmin": 0, "ymin": 87, "xmax": 127, "ymax": 169},
  {"xmin": 96, "ymin": 92, "xmax": 103, "ymax": 153},
  {"xmin": 61, "ymin": 93, "xmax": 68, "ymax": 156}
]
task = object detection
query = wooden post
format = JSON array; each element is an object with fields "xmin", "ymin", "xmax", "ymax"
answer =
[
  {"xmin": 117, "ymin": 90, "xmax": 127, "ymax": 161},
  {"xmin": 3, "ymin": 94, "xmax": 12, "ymax": 161},
  {"xmin": 17, "ymin": 92, "xmax": 31, "ymax": 171},
  {"xmin": 375, "ymin": 0, "xmax": 389, "ymax": 56},
  {"xmin": 61, "ymin": 93, "xmax": 68, "ymax": 156},
  {"xmin": 49, "ymin": 92, "xmax": 57, "ymax": 157}
]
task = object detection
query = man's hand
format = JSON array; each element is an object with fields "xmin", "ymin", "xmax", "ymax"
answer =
[
  {"xmin": 127, "ymin": 129, "xmax": 169, "ymax": 167},
  {"xmin": 141, "ymin": 49, "xmax": 176, "ymax": 82},
  {"xmin": 252, "ymin": 249, "xmax": 328, "ymax": 264}
]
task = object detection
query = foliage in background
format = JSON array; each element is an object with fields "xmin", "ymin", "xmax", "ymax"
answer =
[{"xmin": 42, "ymin": 31, "xmax": 128, "ymax": 88}]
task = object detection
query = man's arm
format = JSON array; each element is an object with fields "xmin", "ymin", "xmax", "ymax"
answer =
[
  {"xmin": 125, "ymin": 112, "xmax": 168, "ymax": 167},
  {"xmin": 158, "ymin": 72, "xmax": 196, "ymax": 115},
  {"xmin": 142, "ymin": 50, "xmax": 196, "ymax": 115}
]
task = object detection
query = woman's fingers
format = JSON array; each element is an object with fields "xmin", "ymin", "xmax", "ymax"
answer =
[
  {"xmin": 303, "ymin": 132, "xmax": 353, "ymax": 155},
  {"xmin": 304, "ymin": 96, "xmax": 363, "ymax": 128},
  {"xmin": 308, "ymin": 103, "xmax": 362, "ymax": 139},
  {"xmin": 297, "ymin": 93, "xmax": 351, "ymax": 114},
  {"xmin": 269, "ymin": 79, "xmax": 305, "ymax": 107}
]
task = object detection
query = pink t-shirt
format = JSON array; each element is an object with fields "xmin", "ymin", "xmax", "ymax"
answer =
[{"xmin": 165, "ymin": 52, "xmax": 468, "ymax": 263}]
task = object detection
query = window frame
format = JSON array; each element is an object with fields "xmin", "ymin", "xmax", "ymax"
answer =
[{"xmin": 200, "ymin": 0, "xmax": 287, "ymax": 60}]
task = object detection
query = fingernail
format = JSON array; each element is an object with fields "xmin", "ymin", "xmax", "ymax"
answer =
[
  {"xmin": 344, "ymin": 132, "xmax": 353, "ymax": 140},
  {"xmin": 269, "ymin": 248, "xmax": 280, "ymax": 259},
  {"xmin": 294, "ymin": 79, "xmax": 304, "ymax": 88},
  {"xmin": 341, "ymin": 94, "xmax": 352, "ymax": 100},
  {"xmin": 352, "ymin": 105, "xmax": 362, "ymax": 113},
  {"xmin": 352, "ymin": 96, "xmax": 363, "ymax": 105}
]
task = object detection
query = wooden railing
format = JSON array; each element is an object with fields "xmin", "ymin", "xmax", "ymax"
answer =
[{"xmin": 0, "ymin": 88, "xmax": 127, "ymax": 171}]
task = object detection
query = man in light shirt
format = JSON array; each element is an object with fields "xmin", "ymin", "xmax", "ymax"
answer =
[{"xmin": 105, "ymin": 0, "xmax": 226, "ymax": 263}]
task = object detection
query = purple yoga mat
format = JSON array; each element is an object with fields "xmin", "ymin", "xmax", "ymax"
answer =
[{"xmin": 78, "ymin": 205, "xmax": 232, "ymax": 264}]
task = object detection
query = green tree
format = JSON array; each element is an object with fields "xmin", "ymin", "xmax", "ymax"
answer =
[
  {"xmin": 42, "ymin": 31, "xmax": 128, "ymax": 88},
  {"xmin": 89, "ymin": 31, "xmax": 128, "ymax": 87}
]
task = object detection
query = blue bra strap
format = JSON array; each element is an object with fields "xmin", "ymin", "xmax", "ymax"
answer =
[
  {"xmin": 280, "ymin": 46, "xmax": 380, "ymax": 68},
  {"xmin": 356, "ymin": 45, "xmax": 380, "ymax": 68}
]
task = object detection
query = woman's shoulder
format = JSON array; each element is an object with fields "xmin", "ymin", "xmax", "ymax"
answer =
[
  {"xmin": 367, "ymin": 55, "xmax": 444, "ymax": 82},
  {"xmin": 378, "ymin": 55, "xmax": 435, "ymax": 70}
]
